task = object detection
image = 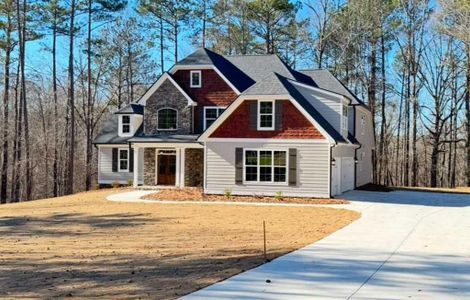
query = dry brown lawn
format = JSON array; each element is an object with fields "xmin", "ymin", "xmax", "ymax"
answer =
[
  {"xmin": 395, "ymin": 186, "xmax": 470, "ymax": 194},
  {"xmin": 143, "ymin": 188, "xmax": 349, "ymax": 205},
  {"xmin": 0, "ymin": 189, "xmax": 359, "ymax": 299}
]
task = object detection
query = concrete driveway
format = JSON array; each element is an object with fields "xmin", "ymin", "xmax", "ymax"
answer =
[{"xmin": 182, "ymin": 190, "xmax": 470, "ymax": 299}]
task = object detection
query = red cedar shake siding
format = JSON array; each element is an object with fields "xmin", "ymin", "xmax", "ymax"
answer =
[
  {"xmin": 173, "ymin": 69, "xmax": 239, "ymax": 133},
  {"xmin": 173, "ymin": 69, "xmax": 238, "ymax": 106},
  {"xmin": 210, "ymin": 100, "xmax": 326, "ymax": 139}
]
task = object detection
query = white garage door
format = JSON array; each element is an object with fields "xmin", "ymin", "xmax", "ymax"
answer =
[{"xmin": 341, "ymin": 157, "xmax": 355, "ymax": 193}]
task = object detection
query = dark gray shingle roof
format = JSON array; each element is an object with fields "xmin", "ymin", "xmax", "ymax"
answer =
[
  {"xmin": 115, "ymin": 103, "xmax": 144, "ymax": 115},
  {"xmin": 300, "ymin": 70, "xmax": 369, "ymax": 109},
  {"xmin": 93, "ymin": 115, "xmax": 142, "ymax": 144},
  {"xmin": 128, "ymin": 134, "xmax": 200, "ymax": 143}
]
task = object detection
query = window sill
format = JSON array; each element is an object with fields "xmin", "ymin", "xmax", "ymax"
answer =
[{"xmin": 242, "ymin": 181, "xmax": 288, "ymax": 186}]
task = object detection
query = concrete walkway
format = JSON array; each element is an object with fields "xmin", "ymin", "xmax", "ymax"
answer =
[{"xmin": 182, "ymin": 190, "xmax": 470, "ymax": 300}]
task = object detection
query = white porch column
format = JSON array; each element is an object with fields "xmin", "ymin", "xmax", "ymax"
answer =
[
  {"xmin": 133, "ymin": 146, "xmax": 139, "ymax": 188},
  {"xmin": 180, "ymin": 148, "xmax": 185, "ymax": 188}
]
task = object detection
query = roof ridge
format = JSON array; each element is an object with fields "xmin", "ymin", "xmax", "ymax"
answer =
[{"xmin": 223, "ymin": 53, "xmax": 277, "ymax": 57}]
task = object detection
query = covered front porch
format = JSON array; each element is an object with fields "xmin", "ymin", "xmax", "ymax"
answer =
[{"xmin": 131, "ymin": 137, "xmax": 204, "ymax": 189}]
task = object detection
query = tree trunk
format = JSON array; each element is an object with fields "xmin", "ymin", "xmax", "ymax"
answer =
[
  {"xmin": 160, "ymin": 16, "xmax": 164, "ymax": 73},
  {"xmin": 379, "ymin": 35, "xmax": 387, "ymax": 185},
  {"xmin": 52, "ymin": 14, "xmax": 59, "ymax": 197},
  {"xmin": 85, "ymin": 0, "xmax": 92, "ymax": 191},
  {"xmin": 66, "ymin": 0, "xmax": 76, "ymax": 195},
  {"xmin": 466, "ymin": 46, "xmax": 470, "ymax": 187},
  {"xmin": 21, "ymin": 0, "xmax": 31, "ymax": 201},
  {"xmin": 0, "ymin": 10, "xmax": 12, "ymax": 204},
  {"xmin": 368, "ymin": 40, "xmax": 377, "ymax": 183}
]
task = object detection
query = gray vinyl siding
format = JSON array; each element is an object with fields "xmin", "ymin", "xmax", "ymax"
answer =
[
  {"xmin": 294, "ymin": 84, "xmax": 342, "ymax": 134},
  {"xmin": 355, "ymin": 107, "xmax": 374, "ymax": 187},
  {"xmin": 205, "ymin": 141, "xmax": 331, "ymax": 198},
  {"xmin": 332, "ymin": 144, "xmax": 355, "ymax": 158},
  {"xmin": 98, "ymin": 146, "xmax": 144, "ymax": 184}
]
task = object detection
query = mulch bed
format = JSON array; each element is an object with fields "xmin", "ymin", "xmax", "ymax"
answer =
[
  {"xmin": 356, "ymin": 183, "xmax": 393, "ymax": 192},
  {"xmin": 141, "ymin": 188, "xmax": 349, "ymax": 205}
]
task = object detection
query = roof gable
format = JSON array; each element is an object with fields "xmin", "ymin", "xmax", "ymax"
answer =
[{"xmin": 137, "ymin": 73, "xmax": 195, "ymax": 107}]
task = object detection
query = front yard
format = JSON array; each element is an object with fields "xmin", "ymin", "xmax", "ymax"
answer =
[{"xmin": 0, "ymin": 189, "xmax": 359, "ymax": 299}]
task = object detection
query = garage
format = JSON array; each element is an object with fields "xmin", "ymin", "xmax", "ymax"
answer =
[
  {"xmin": 331, "ymin": 157, "xmax": 355, "ymax": 196},
  {"xmin": 340, "ymin": 157, "xmax": 355, "ymax": 192}
]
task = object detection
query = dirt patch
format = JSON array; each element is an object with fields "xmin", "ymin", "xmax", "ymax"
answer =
[
  {"xmin": 142, "ymin": 188, "xmax": 348, "ymax": 205},
  {"xmin": 393, "ymin": 186, "xmax": 470, "ymax": 194},
  {"xmin": 0, "ymin": 189, "xmax": 358, "ymax": 299}
]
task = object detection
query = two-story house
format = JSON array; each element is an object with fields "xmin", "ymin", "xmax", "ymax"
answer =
[{"xmin": 93, "ymin": 48, "xmax": 374, "ymax": 197}]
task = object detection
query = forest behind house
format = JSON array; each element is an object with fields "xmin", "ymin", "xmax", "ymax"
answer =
[{"xmin": 0, "ymin": 0, "xmax": 469, "ymax": 203}]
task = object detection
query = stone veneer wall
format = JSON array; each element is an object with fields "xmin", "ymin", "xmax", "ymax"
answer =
[
  {"xmin": 144, "ymin": 148, "xmax": 156, "ymax": 185},
  {"xmin": 144, "ymin": 79, "xmax": 192, "ymax": 135},
  {"xmin": 185, "ymin": 149, "xmax": 204, "ymax": 187}
]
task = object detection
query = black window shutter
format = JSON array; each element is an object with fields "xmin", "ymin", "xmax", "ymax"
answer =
[
  {"xmin": 288, "ymin": 148, "xmax": 297, "ymax": 186},
  {"xmin": 197, "ymin": 107, "xmax": 205, "ymax": 133},
  {"xmin": 275, "ymin": 100, "xmax": 283, "ymax": 130},
  {"xmin": 112, "ymin": 148, "xmax": 118, "ymax": 172},
  {"xmin": 129, "ymin": 147, "xmax": 134, "ymax": 173},
  {"xmin": 249, "ymin": 101, "xmax": 258, "ymax": 131},
  {"xmin": 235, "ymin": 148, "xmax": 243, "ymax": 184}
]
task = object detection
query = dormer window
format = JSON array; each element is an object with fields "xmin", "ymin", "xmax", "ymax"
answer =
[
  {"xmin": 157, "ymin": 108, "xmax": 178, "ymax": 130},
  {"xmin": 190, "ymin": 70, "xmax": 202, "ymax": 88},
  {"xmin": 122, "ymin": 115, "xmax": 131, "ymax": 134},
  {"xmin": 258, "ymin": 100, "xmax": 274, "ymax": 130}
]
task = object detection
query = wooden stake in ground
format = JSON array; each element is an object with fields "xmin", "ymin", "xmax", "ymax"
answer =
[{"xmin": 263, "ymin": 220, "xmax": 267, "ymax": 261}]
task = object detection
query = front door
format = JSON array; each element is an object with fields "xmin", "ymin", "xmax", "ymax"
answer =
[{"xmin": 157, "ymin": 153, "xmax": 176, "ymax": 185}]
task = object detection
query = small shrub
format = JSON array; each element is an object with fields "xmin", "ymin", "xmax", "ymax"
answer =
[
  {"xmin": 275, "ymin": 191, "xmax": 284, "ymax": 201},
  {"xmin": 92, "ymin": 184, "xmax": 100, "ymax": 191},
  {"xmin": 127, "ymin": 179, "xmax": 133, "ymax": 187},
  {"xmin": 224, "ymin": 188, "xmax": 232, "ymax": 199},
  {"xmin": 253, "ymin": 193, "xmax": 263, "ymax": 199},
  {"xmin": 111, "ymin": 181, "xmax": 120, "ymax": 189}
]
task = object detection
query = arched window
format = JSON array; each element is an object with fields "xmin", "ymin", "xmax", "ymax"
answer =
[{"xmin": 157, "ymin": 108, "xmax": 178, "ymax": 130}]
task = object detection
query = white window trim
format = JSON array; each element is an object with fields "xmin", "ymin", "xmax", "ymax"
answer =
[
  {"xmin": 118, "ymin": 148, "xmax": 129, "ymax": 172},
  {"xmin": 257, "ymin": 100, "xmax": 275, "ymax": 131},
  {"xmin": 190, "ymin": 70, "xmax": 202, "ymax": 88},
  {"xmin": 203, "ymin": 106, "xmax": 226, "ymax": 130},
  {"xmin": 242, "ymin": 149, "xmax": 288, "ymax": 185},
  {"xmin": 157, "ymin": 108, "xmax": 178, "ymax": 131},
  {"xmin": 119, "ymin": 115, "xmax": 133, "ymax": 137}
]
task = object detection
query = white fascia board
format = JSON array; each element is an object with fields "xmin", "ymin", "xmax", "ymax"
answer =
[
  {"xmin": 138, "ymin": 73, "xmax": 196, "ymax": 107},
  {"xmin": 170, "ymin": 65, "xmax": 241, "ymax": 95}
]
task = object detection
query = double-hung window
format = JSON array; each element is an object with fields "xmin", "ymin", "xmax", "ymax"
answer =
[
  {"xmin": 190, "ymin": 70, "xmax": 202, "ymax": 88},
  {"xmin": 258, "ymin": 100, "xmax": 274, "ymax": 130},
  {"xmin": 119, "ymin": 149, "xmax": 129, "ymax": 172},
  {"xmin": 122, "ymin": 115, "xmax": 131, "ymax": 134},
  {"xmin": 204, "ymin": 107, "xmax": 225, "ymax": 130},
  {"xmin": 244, "ymin": 150, "xmax": 287, "ymax": 183}
]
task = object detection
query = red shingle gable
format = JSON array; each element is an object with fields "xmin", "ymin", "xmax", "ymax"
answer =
[
  {"xmin": 172, "ymin": 69, "xmax": 238, "ymax": 106},
  {"xmin": 210, "ymin": 100, "xmax": 325, "ymax": 139}
]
